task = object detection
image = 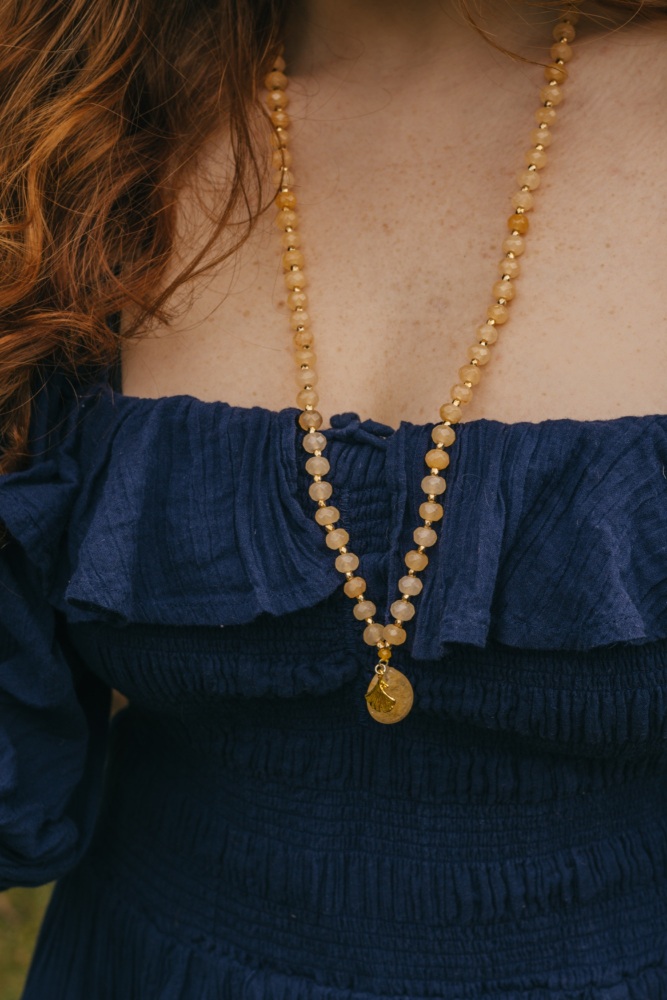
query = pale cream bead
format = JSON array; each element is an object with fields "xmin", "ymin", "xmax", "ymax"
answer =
[
  {"xmin": 267, "ymin": 89, "xmax": 289, "ymax": 110},
  {"xmin": 459, "ymin": 363, "xmax": 481, "ymax": 386},
  {"xmin": 476, "ymin": 322, "xmax": 499, "ymax": 344},
  {"xmin": 391, "ymin": 599, "xmax": 415, "ymax": 621},
  {"xmin": 399, "ymin": 575, "xmax": 423, "ymax": 597},
  {"xmin": 535, "ymin": 106, "xmax": 557, "ymax": 126},
  {"xmin": 325, "ymin": 528, "xmax": 350, "ymax": 550},
  {"xmin": 275, "ymin": 208, "xmax": 298, "ymax": 230},
  {"xmin": 290, "ymin": 310, "xmax": 311, "ymax": 330},
  {"xmin": 354, "ymin": 600, "xmax": 376, "ymax": 621},
  {"xmin": 303, "ymin": 431, "xmax": 326, "ymax": 453},
  {"xmin": 469, "ymin": 344, "xmax": 492, "ymax": 365},
  {"xmin": 281, "ymin": 228, "xmax": 300, "ymax": 249},
  {"xmin": 282, "ymin": 249, "xmax": 304, "ymax": 270},
  {"xmin": 344, "ymin": 576, "xmax": 366, "ymax": 598},
  {"xmin": 439, "ymin": 403, "xmax": 462, "ymax": 424},
  {"xmin": 296, "ymin": 366, "xmax": 317, "ymax": 387},
  {"xmin": 425, "ymin": 448, "xmax": 450, "ymax": 470},
  {"xmin": 336, "ymin": 552, "xmax": 359, "ymax": 574},
  {"xmin": 517, "ymin": 168, "xmax": 540, "ymax": 191},
  {"xmin": 383, "ymin": 624, "xmax": 406, "ymax": 645},
  {"xmin": 293, "ymin": 330, "xmax": 312, "ymax": 348},
  {"xmin": 530, "ymin": 127, "xmax": 552, "ymax": 148},
  {"xmin": 315, "ymin": 505, "xmax": 338, "ymax": 525},
  {"xmin": 363, "ymin": 623, "xmax": 385, "ymax": 645},
  {"xmin": 553, "ymin": 21, "xmax": 576, "ymax": 42},
  {"xmin": 273, "ymin": 170, "xmax": 295, "ymax": 189},
  {"xmin": 284, "ymin": 269, "xmax": 307, "ymax": 291},
  {"xmin": 502, "ymin": 234, "xmax": 526, "ymax": 256},
  {"xmin": 550, "ymin": 40, "xmax": 572, "ymax": 62},
  {"xmin": 487, "ymin": 304, "xmax": 509, "ymax": 325},
  {"xmin": 493, "ymin": 280, "xmax": 514, "ymax": 302},
  {"xmin": 309, "ymin": 481, "xmax": 332, "ymax": 502},
  {"xmin": 451, "ymin": 382, "xmax": 473, "ymax": 404},
  {"xmin": 414, "ymin": 526, "xmax": 437, "ymax": 548},
  {"xmin": 305, "ymin": 455, "xmax": 329, "ymax": 476},
  {"xmin": 512, "ymin": 190, "xmax": 534, "ymax": 212},
  {"xmin": 405, "ymin": 549, "xmax": 429, "ymax": 571},
  {"xmin": 419, "ymin": 501, "xmax": 443, "ymax": 522},
  {"xmin": 540, "ymin": 84, "xmax": 563, "ymax": 107},
  {"xmin": 297, "ymin": 387, "xmax": 319, "ymax": 408},
  {"xmin": 287, "ymin": 290, "xmax": 308, "ymax": 310},
  {"xmin": 299, "ymin": 410, "xmax": 322, "ymax": 430},
  {"xmin": 498, "ymin": 257, "xmax": 520, "ymax": 279},
  {"xmin": 431, "ymin": 424, "xmax": 456, "ymax": 447},
  {"xmin": 294, "ymin": 347, "xmax": 316, "ymax": 365},
  {"xmin": 525, "ymin": 147, "xmax": 548, "ymax": 169},
  {"xmin": 421, "ymin": 474, "xmax": 446, "ymax": 495}
]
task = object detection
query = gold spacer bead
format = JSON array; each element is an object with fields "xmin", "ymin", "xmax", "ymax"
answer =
[
  {"xmin": 324, "ymin": 524, "xmax": 334, "ymax": 532},
  {"xmin": 378, "ymin": 648, "xmax": 392, "ymax": 662}
]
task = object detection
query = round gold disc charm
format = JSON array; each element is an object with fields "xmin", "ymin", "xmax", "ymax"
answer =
[{"xmin": 365, "ymin": 665, "xmax": 414, "ymax": 724}]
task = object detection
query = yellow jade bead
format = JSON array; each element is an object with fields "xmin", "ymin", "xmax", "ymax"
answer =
[
  {"xmin": 296, "ymin": 367, "xmax": 317, "ymax": 386},
  {"xmin": 270, "ymin": 128, "xmax": 288, "ymax": 148},
  {"xmin": 275, "ymin": 190, "xmax": 296, "ymax": 210},
  {"xmin": 275, "ymin": 209, "xmax": 298, "ymax": 230},
  {"xmin": 530, "ymin": 127, "xmax": 552, "ymax": 148},
  {"xmin": 517, "ymin": 168, "xmax": 540, "ymax": 190},
  {"xmin": 265, "ymin": 70, "xmax": 288, "ymax": 90},
  {"xmin": 503, "ymin": 234, "xmax": 526, "ymax": 256},
  {"xmin": 354, "ymin": 600, "xmax": 376, "ymax": 621},
  {"xmin": 285, "ymin": 269, "xmax": 307, "ymax": 290},
  {"xmin": 525, "ymin": 147, "xmax": 548, "ymax": 169},
  {"xmin": 363, "ymin": 623, "xmax": 385, "ymax": 645},
  {"xmin": 553, "ymin": 21, "xmax": 576, "ymax": 42},
  {"xmin": 391, "ymin": 600, "xmax": 415, "ymax": 622},
  {"xmin": 498, "ymin": 257, "xmax": 520, "ymax": 278},
  {"xmin": 414, "ymin": 526, "xmax": 437, "ymax": 548},
  {"xmin": 512, "ymin": 190, "xmax": 534, "ymax": 212},
  {"xmin": 419, "ymin": 501, "xmax": 443, "ymax": 522},
  {"xmin": 508, "ymin": 213, "xmax": 529, "ymax": 235},
  {"xmin": 493, "ymin": 280, "xmax": 515, "ymax": 302},
  {"xmin": 469, "ymin": 344, "xmax": 492, "ymax": 365},
  {"xmin": 293, "ymin": 332, "xmax": 312, "ymax": 349},
  {"xmin": 405, "ymin": 549, "xmax": 429, "ymax": 571},
  {"xmin": 344, "ymin": 576, "xmax": 366, "ymax": 598},
  {"xmin": 459, "ymin": 363, "xmax": 481, "ymax": 386},
  {"xmin": 421, "ymin": 474, "xmax": 446, "ymax": 495},
  {"xmin": 273, "ymin": 169, "xmax": 295, "ymax": 190},
  {"xmin": 294, "ymin": 347, "xmax": 316, "ymax": 364},
  {"xmin": 270, "ymin": 109, "xmax": 291, "ymax": 129},
  {"xmin": 540, "ymin": 84, "xmax": 563, "ymax": 106},
  {"xmin": 451, "ymin": 382, "xmax": 473, "ymax": 404},
  {"xmin": 399, "ymin": 575, "xmax": 423, "ymax": 597},
  {"xmin": 425, "ymin": 448, "xmax": 450, "ymax": 470},
  {"xmin": 476, "ymin": 323, "xmax": 499, "ymax": 344},
  {"xmin": 535, "ymin": 106, "xmax": 557, "ymax": 126},
  {"xmin": 297, "ymin": 388, "xmax": 319, "ymax": 408},
  {"xmin": 305, "ymin": 455, "xmax": 329, "ymax": 476},
  {"xmin": 291, "ymin": 311, "xmax": 311, "ymax": 330},
  {"xmin": 272, "ymin": 54, "xmax": 287, "ymax": 71},
  {"xmin": 282, "ymin": 250, "xmax": 304, "ymax": 270},
  {"xmin": 267, "ymin": 89, "xmax": 289, "ymax": 111},
  {"xmin": 431, "ymin": 423, "xmax": 456, "ymax": 446},
  {"xmin": 487, "ymin": 304, "xmax": 509, "ymax": 325},
  {"xmin": 439, "ymin": 403, "xmax": 462, "ymax": 424},
  {"xmin": 315, "ymin": 506, "xmax": 338, "ymax": 525},
  {"xmin": 383, "ymin": 624, "xmax": 407, "ymax": 645},
  {"xmin": 299, "ymin": 410, "xmax": 322, "ymax": 430},
  {"xmin": 326, "ymin": 528, "xmax": 350, "ymax": 550},
  {"xmin": 309, "ymin": 481, "xmax": 332, "ymax": 502},
  {"xmin": 287, "ymin": 290, "xmax": 308, "ymax": 310},
  {"xmin": 336, "ymin": 552, "xmax": 359, "ymax": 574},
  {"xmin": 544, "ymin": 63, "xmax": 567, "ymax": 84},
  {"xmin": 551, "ymin": 41, "xmax": 572, "ymax": 62},
  {"xmin": 302, "ymin": 432, "xmax": 326, "ymax": 453},
  {"xmin": 281, "ymin": 228, "xmax": 300, "ymax": 248},
  {"xmin": 272, "ymin": 149, "xmax": 293, "ymax": 170}
]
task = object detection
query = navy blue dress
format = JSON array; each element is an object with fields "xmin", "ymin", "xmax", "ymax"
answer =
[{"xmin": 2, "ymin": 368, "xmax": 667, "ymax": 998}]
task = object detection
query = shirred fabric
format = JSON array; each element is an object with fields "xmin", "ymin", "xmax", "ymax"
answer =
[{"xmin": 1, "ymin": 370, "xmax": 667, "ymax": 997}]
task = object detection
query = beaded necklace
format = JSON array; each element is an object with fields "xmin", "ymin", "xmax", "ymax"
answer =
[{"xmin": 265, "ymin": 6, "xmax": 578, "ymax": 724}]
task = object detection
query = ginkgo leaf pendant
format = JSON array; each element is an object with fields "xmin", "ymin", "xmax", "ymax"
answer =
[{"xmin": 365, "ymin": 666, "xmax": 414, "ymax": 724}]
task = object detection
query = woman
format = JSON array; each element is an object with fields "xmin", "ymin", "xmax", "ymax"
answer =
[{"xmin": 1, "ymin": 0, "xmax": 667, "ymax": 995}]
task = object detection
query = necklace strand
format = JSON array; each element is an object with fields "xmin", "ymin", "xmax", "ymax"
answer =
[{"xmin": 265, "ymin": 7, "xmax": 579, "ymax": 723}]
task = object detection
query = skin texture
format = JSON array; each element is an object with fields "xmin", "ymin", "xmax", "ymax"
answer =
[{"xmin": 121, "ymin": 1, "xmax": 667, "ymax": 427}]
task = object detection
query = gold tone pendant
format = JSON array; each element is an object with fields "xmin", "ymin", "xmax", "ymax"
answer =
[{"xmin": 365, "ymin": 665, "xmax": 414, "ymax": 724}]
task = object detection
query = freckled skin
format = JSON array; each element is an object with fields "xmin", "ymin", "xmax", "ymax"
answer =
[{"xmin": 121, "ymin": 7, "xmax": 667, "ymax": 428}]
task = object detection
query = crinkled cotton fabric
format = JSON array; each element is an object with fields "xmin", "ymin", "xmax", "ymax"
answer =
[{"xmin": 2, "ymin": 369, "xmax": 667, "ymax": 998}]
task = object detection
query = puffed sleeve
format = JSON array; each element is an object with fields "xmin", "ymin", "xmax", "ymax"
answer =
[{"xmin": 0, "ymin": 371, "xmax": 110, "ymax": 889}]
